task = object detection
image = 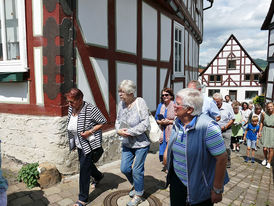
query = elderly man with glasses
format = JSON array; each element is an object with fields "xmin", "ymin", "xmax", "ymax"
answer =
[{"xmin": 163, "ymin": 88, "xmax": 229, "ymax": 206}]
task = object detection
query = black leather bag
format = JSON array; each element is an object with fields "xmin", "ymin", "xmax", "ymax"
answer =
[{"xmin": 91, "ymin": 147, "xmax": 104, "ymax": 163}]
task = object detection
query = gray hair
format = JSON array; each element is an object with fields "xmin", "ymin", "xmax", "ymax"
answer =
[
  {"xmin": 187, "ymin": 80, "xmax": 202, "ymax": 89},
  {"xmin": 118, "ymin": 80, "xmax": 136, "ymax": 94},
  {"xmin": 213, "ymin": 93, "xmax": 223, "ymax": 100},
  {"xmin": 176, "ymin": 88, "xmax": 203, "ymax": 116}
]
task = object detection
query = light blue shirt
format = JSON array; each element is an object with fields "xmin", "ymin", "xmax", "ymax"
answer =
[
  {"xmin": 202, "ymin": 94, "xmax": 220, "ymax": 120},
  {"xmin": 218, "ymin": 102, "xmax": 235, "ymax": 127}
]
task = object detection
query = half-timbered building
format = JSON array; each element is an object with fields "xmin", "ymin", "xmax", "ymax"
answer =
[
  {"xmin": 0, "ymin": 0, "xmax": 209, "ymax": 173},
  {"xmin": 199, "ymin": 34, "xmax": 263, "ymax": 102},
  {"xmin": 261, "ymin": 1, "xmax": 274, "ymax": 103}
]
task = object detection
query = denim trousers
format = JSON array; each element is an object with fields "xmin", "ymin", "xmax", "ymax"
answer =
[
  {"xmin": 0, "ymin": 191, "xmax": 7, "ymax": 206},
  {"xmin": 78, "ymin": 148, "xmax": 102, "ymax": 202},
  {"xmin": 120, "ymin": 145, "xmax": 150, "ymax": 196}
]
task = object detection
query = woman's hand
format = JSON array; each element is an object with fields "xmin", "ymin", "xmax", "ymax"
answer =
[
  {"xmin": 80, "ymin": 130, "xmax": 93, "ymax": 139},
  {"xmin": 118, "ymin": 128, "xmax": 131, "ymax": 137}
]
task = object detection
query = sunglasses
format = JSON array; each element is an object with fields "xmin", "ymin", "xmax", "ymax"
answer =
[{"xmin": 162, "ymin": 94, "xmax": 170, "ymax": 97}]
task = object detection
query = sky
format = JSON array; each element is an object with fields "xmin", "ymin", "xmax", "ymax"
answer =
[{"xmin": 199, "ymin": 0, "xmax": 272, "ymax": 66}]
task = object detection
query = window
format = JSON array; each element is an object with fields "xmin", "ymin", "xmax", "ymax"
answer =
[
  {"xmin": 0, "ymin": 0, "xmax": 27, "ymax": 72},
  {"xmin": 253, "ymin": 74, "xmax": 259, "ymax": 81},
  {"xmin": 227, "ymin": 52, "xmax": 236, "ymax": 70},
  {"xmin": 208, "ymin": 89, "xmax": 220, "ymax": 97},
  {"xmin": 216, "ymin": 75, "xmax": 221, "ymax": 82},
  {"xmin": 228, "ymin": 60, "xmax": 236, "ymax": 69},
  {"xmin": 174, "ymin": 22, "xmax": 184, "ymax": 76},
  {"xmin": 245, "ymin": 74, "xmax": 251, "ymax": 81},
  {"xmin": 209, "ymin": 75, "xmax": 221, "ymax": 82},
  {"xmin": 245, "ymin": 91, "xmax": 258, "ymax": 99}
]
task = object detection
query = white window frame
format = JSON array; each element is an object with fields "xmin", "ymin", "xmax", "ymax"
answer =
[
  {"xmin": 173, "ymin": 22, "xmax": 184, "ymax": 78},
  {"xmin": 0, "ymin": 0, "xmax": 27, "ymax": 73}
]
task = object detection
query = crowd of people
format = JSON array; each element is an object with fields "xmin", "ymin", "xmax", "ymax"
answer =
[{"xmin": 64, "ymin": 80, "xmax": 273, "ymax": 206}]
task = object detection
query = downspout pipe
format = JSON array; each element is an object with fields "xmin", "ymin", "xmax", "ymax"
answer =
[{"xmin": 203, "ymin": 0, "xmax": 214, "ymax": 11}]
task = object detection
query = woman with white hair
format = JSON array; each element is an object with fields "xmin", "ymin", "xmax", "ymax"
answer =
[
  {"xmin": 115, "ymin": 80, "xmax": 150, "ymax": 206},
  {"xmin": 164, "ymin": 88, "xmax": 229, "ymax": 206}
]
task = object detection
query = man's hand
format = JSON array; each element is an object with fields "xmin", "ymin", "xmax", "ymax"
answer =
[{"xmin": 211, "ymin": 190, "xmax": 223, "ymax": 203}]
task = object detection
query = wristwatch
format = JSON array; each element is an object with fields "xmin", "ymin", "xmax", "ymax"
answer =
[{"xmin": 212, "ymin": 186, "xmax": 223, "ymax": 194}]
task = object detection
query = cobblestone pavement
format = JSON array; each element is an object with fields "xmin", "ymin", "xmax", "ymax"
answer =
[{"xmin": 5, "ymin": 146, "xmax": 274, "ymax": 206}]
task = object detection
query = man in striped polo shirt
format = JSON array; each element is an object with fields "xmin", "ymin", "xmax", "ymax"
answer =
[{"xmin": 164, "ymin": 88, "xmax": 229, "ymax": 206}]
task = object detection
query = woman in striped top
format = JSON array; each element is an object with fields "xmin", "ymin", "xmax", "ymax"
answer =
[{"xmin": 66, "ymin": 88, "xmax": 107, "ymax": 206}]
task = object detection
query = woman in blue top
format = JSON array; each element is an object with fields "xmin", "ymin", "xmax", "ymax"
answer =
[{"xmin": 155, "ymin": 88, "xmax": 175, "ymax": 165}]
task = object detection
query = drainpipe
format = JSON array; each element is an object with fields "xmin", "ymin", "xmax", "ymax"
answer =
[{"xmin": 203, "ymin": 0, "xmax": 214, "ymax": 11}]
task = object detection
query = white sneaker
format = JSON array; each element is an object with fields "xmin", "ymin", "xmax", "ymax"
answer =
[
  {"xmin": 261, "ymin": 159, "xmax": 267, "ymax": 166},
  {"xmin": 266, "ymin": 163, "xmax": 271, "ymax": 169}
]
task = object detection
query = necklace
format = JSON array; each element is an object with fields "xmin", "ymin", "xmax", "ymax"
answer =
[{"xmin": 126, "ymin": 97, "xmax": 136, "ymax": 109}]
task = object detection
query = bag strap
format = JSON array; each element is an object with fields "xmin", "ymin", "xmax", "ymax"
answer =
[{"xmin": 135, "ymin": 97, "xmax": 140, "ymax": 117}]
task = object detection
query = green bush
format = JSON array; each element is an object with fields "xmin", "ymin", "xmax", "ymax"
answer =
[
  {"xmin": 253, "ymin": 95, "xmax": 265, "ymax": 108},
  {"xmin": 17, "ymin": 163, "xmax": 39, "ymax": 189}
]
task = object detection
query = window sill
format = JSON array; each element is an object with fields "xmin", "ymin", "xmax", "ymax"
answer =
[{"xmin": 0, "ymin": 65, "xmax": 29, "ymax": 73}]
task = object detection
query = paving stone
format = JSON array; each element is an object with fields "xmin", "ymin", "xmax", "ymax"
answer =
[
  {"xmin": 57, "ymin": 198, "xmax": 74, "ymax": 206},
  {"xmin": 47, "ymin": 194, "xmax": 63, "ymax": 203},
  {"xmin": 43, "ymin": 187, "xmax": 62, "ymax": 196}
]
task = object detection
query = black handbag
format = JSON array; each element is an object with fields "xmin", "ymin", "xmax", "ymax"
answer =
[
  {"xmin": 83, "ymin": 104, "xmax": 104, "ymax": 163},
  {"xmin": 91, "ymin": 147, "xmax": 104, "ymax": 163}
]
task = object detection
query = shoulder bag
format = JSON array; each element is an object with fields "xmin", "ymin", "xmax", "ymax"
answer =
[{"xmin": 136, "ymin": 98, "xmax": 162, "ymax": 143}]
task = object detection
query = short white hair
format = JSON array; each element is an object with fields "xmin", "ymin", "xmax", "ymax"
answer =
[
  {"xmin": 213, "ymin": 93, "xmax": 223, "ymax": 100},
  {"xmin": 118, "ymin": 80, "xmax": 136, "ymax": 94},
  {"xmin": 176, "ymin": 88, "xmax": 203, "ymax": 116}
]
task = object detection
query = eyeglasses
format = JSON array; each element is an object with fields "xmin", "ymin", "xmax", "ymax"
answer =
[{"xmin": 162, "ymin": 94, "xmax": 170, "ymax": 97}]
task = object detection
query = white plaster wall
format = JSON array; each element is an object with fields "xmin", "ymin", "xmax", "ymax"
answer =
[
  {"xmin": 174, "ymin": 82, "xmax": 183, "ymax": 95},
  {"xmin": 266, "ymin": 84, "xmax": 273, "ymax": 99},
  {"xmin": 270, "ymin": 30, "xmax": 274, "ymax": 44},
  {"xmin": 161, "ymin": 14, "xmax": 171, "ymax": 61},
  {"xmin": 76, "ymin": 51, "xmax": 96, "ymax": 106},
  {"xmin": 116, "ymin": 62, "xmax": 137, "ymax": 104},
  {"xmin": 246, "ymin": 59, "xmax": 251, "ymax": 64},
  {"xmin": 32, "ymin": 0, "xmax": 43, "ymax": 36},
  {"xmin": 160, "ymin": 68, "xmax": 169, "ymax": 91},
  {"xmin": 205, "ymin": 86, "xmax": 262, "ymax": 102},
  {"xmin": 142, "ymin": 66, "xmax": 157, "ymax": 111},
  {"xmin": 268, "ymin": 62, "xmax": 274, "ymax": 82},
  {"xmin": 252, "ymin": 65, "xmax": 261, "ymax": 73},
  {"xmin": 142, "ymin": 2, "xmax": 157, "ymax": 60},
  {"xmin": 90, "ymin": 57, "xmax": 109, "ymax": 113},
  {"xmin": 219, "ymin": 59, "xmax": 226, "ymax": 65},
  {"xmin": 34, "ymin": 47, "xmax": 44, "ymax": 105},
  {"xmin": 212, "ymin": 67, "xmax": 217, "ymax": 74},
  {"xmin": 189, "ymin": 36, "xmax": 193, "ymax": 67},
  {"xmin": 78, "ymin": 0, "xmax": 108, "ymax": 47},
  {"xmin": 0, "ymin": 82, "xmax": 28, "ymax": 103},
  {"xmin": 268, "ymin": 45, "xmax": 274, "ymax": 57},
  {"xmin": 116, "ymin": 0, "xmax": 137, "ymax": 54}
]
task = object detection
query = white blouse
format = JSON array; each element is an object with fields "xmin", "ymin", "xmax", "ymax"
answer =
[{"xmin": 68, "ymin": 115, "xmax": 82, "ymax": 149}]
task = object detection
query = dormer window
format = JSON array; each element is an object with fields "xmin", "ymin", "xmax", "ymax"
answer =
[{"xmin": 227, "ymin": 52, "xmax": 236, "ymax": 70}]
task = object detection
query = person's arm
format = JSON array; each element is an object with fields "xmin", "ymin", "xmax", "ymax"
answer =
[
  {"xmin": 221, "ymin": 119, "xmax": 234, "ymax": 132},
  {"xmin": 243, "ymin": 130, "xmax": 247, "ymax": 141},
  {"xmin": 211, "ymin": 152, "xmax": 227, "ymax": 203},
  {"xmin": 81, "ymin": 124, "xmax": 104, "ymax": 138},
  {"xmin": 258, "ymin": 113, "xmax": 264, "ymax": 137}
]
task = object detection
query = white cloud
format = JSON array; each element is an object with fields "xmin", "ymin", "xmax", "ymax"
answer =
[{"xmin": 200, "ymin": 0, "xmax": 271, "ymax": 66}]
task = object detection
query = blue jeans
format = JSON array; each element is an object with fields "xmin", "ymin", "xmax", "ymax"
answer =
[{"xmin": 120, "ymin": 146, "xmax": 149, "ymax": 196}]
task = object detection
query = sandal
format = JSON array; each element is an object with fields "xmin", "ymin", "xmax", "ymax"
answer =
[{"xmin": 74, "ymin": 200, "xmax": 87, "ymax": 206}]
